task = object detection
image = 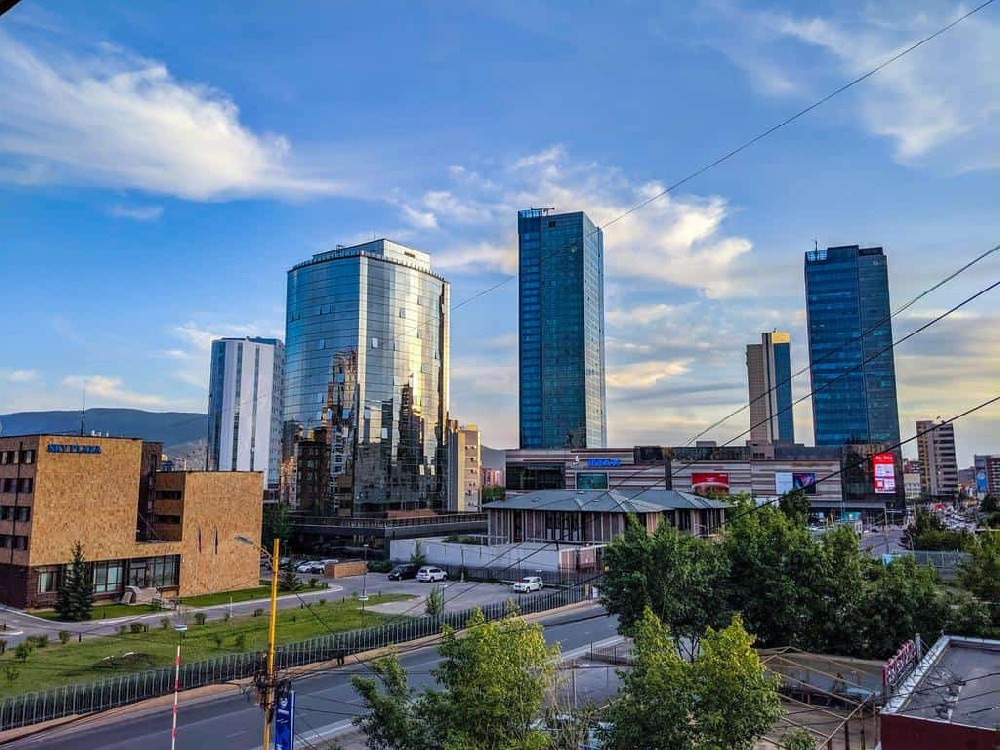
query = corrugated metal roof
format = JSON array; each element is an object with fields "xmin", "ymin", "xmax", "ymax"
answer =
[{"xmin": 483, "ymin": 488, "xmax": 729, "ymax": 514}]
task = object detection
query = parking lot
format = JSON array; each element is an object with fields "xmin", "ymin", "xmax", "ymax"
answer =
[{"xmin": 297, "ymin": 570, "xmax": 552, "ymax": 616}]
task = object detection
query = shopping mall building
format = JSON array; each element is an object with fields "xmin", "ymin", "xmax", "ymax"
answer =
[{"xmin": 0, "ymin": 434, "xmax": 263, "ymax": 609}]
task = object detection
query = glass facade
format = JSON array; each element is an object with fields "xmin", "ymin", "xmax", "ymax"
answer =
[
  {"xmin": 518, "ymin": 209, "xmax": 607, "ymax": 449},
  {"xmin": 283, "ymin": 240, "xmax": 450, "ymax": 515},
  {"xmin": 805, "ymin": 245, "xmax": 900, "ymax": 447}
]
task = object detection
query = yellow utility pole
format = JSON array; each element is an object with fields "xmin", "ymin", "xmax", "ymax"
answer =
[{"xmin": 262, "ymin": 537, "xmax": 280, "ymax": 750}]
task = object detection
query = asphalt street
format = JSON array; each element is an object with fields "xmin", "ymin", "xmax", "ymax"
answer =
[{"xmin": 3, "ymin": 604, "xmax": 618, "ymax": 750}]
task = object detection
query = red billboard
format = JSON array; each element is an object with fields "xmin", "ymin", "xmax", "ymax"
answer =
[
  {"xmin": 873, "ymin": 453, "xmax": 896, "ymax": 494},
  {"xmin": 691, "ymin": 472, "xmax": 730, "ymax": 496}
]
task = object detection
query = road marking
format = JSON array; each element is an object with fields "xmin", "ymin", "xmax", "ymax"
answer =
[{"xmin": 226, "ymin": 730, "xmax": 246, "ymax": 738}]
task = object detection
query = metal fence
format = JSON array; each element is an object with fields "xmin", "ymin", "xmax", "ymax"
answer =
[
  {"xmin": 0, "ymin": 584, "xmax": 589, "ymax": 732},
  {"xmin": 909, "ymin": 550, "xmax": 970, "ymax": 579},
  {"xmin": 433, "ymin": 563, "xmax": 598, "ymax": 587}
]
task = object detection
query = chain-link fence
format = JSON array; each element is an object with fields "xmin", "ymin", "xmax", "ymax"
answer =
[{"xmin": 0, "ymin": 584, "xmax": 589, "ymax": 732}]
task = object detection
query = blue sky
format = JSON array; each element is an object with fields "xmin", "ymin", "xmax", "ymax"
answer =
[{"xmin": 0, "ymin": 0, "xmax": 997, "ymax": 462}]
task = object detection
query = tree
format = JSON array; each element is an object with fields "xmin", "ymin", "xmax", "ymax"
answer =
[
  {"xmin": 602, "ymin": 609, "xmax": 780, "ymax": 750},
  {"xmin": 959, "ymin": 532, "xmax": 1000, "ymax": 604},
  {"xmin": 481, "ymin": 486, "xmax": 505, "ymax": 503},
  {"xmin": 692, "ymin": 614, "xmax": 782, "ymax": 750},
  {"xmin": 278, "ymin": 567, "xmax": 301, "ymax": 592},
  {"xmin": 352, "ymin": 609, "xmax": 558, "ymax": 750},
  {"xmin": 261, "ymin": 502, "xmax": 293, "ymax": 555},
  {"xmin": 425, "ymin": 585, "xmax": 445, "ymax": 616},
  {"xmin": 901, "ymin": 510, "xmax": 974, "ymax": 552},
  {"xmin": 859, "ymin": 556, "xmax": 950, "ymax": 658},
  {"xmin": 55, "ymin": 541, "xmax": 94, "ymax": 622},
  {"xmin": 780, "ymin": 728, "xmax": 818, "ymax": 750},
  {"xmin": 600, "ymin": 518, "xmax": 729, "ymax": 657},
  {"xmin": 778, "ymin": 489, "xmax": 811, "ymax": 526},
  {"xmin": 409, "ymin": 541, "xmax": 427, "ymax": 567},
  {"xmin": 806, "ymin": 525, "xmax": 870, "ymax": 655}
]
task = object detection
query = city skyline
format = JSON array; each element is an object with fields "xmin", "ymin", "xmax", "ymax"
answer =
[{"xmin": 1, "ymin": 2, "xmax": 997, "ymax": 462}]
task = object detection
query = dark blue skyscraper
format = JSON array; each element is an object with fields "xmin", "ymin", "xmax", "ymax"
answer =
[
  {"xmin": 518, "ymin": 209, "xmax": 607, "ymax": 449},
  {"xmin": 804, "ymin": 245, "xmax": 900, "ymax": 447}
]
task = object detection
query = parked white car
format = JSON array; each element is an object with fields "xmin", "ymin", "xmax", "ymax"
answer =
[
  {"xmin": 416, "ymin": 566, "xmax": 447, "ymax": 582},
  {"xmin": 512, "ymin": 576, "xmax": 543, "ymax": 593}
]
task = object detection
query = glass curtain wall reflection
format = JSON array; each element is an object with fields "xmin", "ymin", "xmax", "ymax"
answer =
[
  {"xmin": 518, "ymin": 209, "xmax": 607, "ymax": 450},
  {"xmin": 283, "ymin": 240, "xmax": 450, "ymax": 516}
]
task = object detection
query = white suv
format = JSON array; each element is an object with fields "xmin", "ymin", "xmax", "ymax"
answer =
[
  {"xmin": 416, "ymin": 566, "xmax": 447, "ymax": 582},
  {"xmin": 512, "ymin": 576, "xmax": 543, "ymax": 593}
]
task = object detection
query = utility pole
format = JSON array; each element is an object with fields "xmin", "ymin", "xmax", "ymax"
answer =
[{"xmin": 261, "ymin": 537, "xmax": 280, "ymax": 750}]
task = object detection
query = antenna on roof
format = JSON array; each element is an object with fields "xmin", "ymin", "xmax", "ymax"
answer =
[{"xmin": 814, "ymin": 238, "xmax": 818, "ymax": 252}]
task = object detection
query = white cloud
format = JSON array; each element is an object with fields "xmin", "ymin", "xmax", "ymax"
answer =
[
  {"xmin": 167, "ymin": 319, "xmax": 282, "ymax": 391},
  {"xmin": 606, "ymin": 360, "xmax": 692, "ymax": 391},
  {"xmin": 2, "ymin": 369, "xmax": 39, "ymax": 383},
  {"xmin": 400, "ymin": 204, "xmax": 438, "ymax": 230},
  {"xmin": 62, "ymin": 375, "xmax": 166, "ymax": 408},
  {"xmin": 0, "ymin": 30, "xmax": 343, "ymax": 199},
  {"xmin": 418, "ymin": 146, "xmax": 754, "ymax": 297},
  {"xmin": 715, "ymin": 2, "xmax": 1000, "ymax": 169},
  {"xmin": 108, "ymin": 204, "xmax": 163, "ymax": 221}
]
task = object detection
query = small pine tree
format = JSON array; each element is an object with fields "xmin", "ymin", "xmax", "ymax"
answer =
[
  {"xmin": 55, "ymin": 542, "xmax": 94, "ymax": 622},
  {"xmin": 425, "ymin": 585, "xmax": 445, "ymax": 616}
]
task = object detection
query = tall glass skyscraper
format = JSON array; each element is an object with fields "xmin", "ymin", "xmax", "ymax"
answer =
[
  {"xmin": 207, "ymin": 337, "xmax": 284, "ymax": 498},
  {"xmin": 804, "ymin": 245, "xmax": 900, "ymax": 447},
  {"xmin": 518, "ymin": 209, "xmax": 607, "ymax": 449},
  {"xmin": 746, "ymin": 331, "xmax": 794, "ymax": 444},
  {"xmin": 283, "ymin": 240, "xmax": 450, "ymax": 515}
]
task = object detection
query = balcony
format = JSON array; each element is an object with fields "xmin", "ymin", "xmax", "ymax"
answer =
[{"xmin": 290, "ymin": 512, "xmax": 488, "ymax": 540}]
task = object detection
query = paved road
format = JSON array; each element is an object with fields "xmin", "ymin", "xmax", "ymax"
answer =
[
  {"xmin": 859, "ymin": 527, "xmax": 906, "ymax": 556},
  {"xmin": 5, "ymin": 605, "xmax": 618, "ymax": 750}
]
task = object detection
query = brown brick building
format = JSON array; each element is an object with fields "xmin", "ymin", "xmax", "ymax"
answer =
[{"xmin": 0, "ymin": 434, "xmax": 263, "ymax": 609}]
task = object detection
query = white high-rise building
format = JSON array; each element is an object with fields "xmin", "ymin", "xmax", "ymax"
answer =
[
  {"xmin": 207, "ymin": 337, "xmax": 284, "ymax": 499},
  {"xmin": 447, "ymin": 421, "xmax": 482, "ymax": 513},
  {"xmin": 916, "ymin": 419, "xmax": 958, "ymax": 499}
]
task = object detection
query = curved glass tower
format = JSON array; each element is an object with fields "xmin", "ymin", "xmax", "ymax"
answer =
[{"xmin": 283, "ymin": 240, "xmax": 450, "ymax": 515}]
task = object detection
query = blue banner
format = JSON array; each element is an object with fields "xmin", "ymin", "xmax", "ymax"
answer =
[{"xmin": 274, "ymin": 690, "xmax": 295, "ymax": 750}]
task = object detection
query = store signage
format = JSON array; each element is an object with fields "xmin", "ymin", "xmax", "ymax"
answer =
[
  {"xmin": 586, "ymin": 458, "xmax": 621, "ymax": 467},
  {"xmin": 274, "ymin": 690, "xmax": 296, "ymax": 750},
  {"xmin": 692, "ymin": 472, "xmax": 730, "ymax": 496},
  {"xmin": 873, "ymin": 453, "xmax": 896, "ymax": 494},
  {"xmin": 47, "ymin": 444, "xmax": 102, "ymax": 455},
  {"xmin": 882, "ymin": 639, "xmax": 919, "ymax": 692}
]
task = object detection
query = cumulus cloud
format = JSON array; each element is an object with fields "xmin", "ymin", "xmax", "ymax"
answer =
[
  {"xmin": 0, "ymin": 30, "xmax": 343, "ymax": 199},
  {"xmin": 62, "ymin": 375, "xmax": 166, "ymax": 408},
  {"xmin": 712, "ymin": 1, "xmax": 1000, "ymax": 169},
  {"xmin": 167, "ymin": 319, "xmax": 282, "ymax": 390},
  {"xmin": 414, "ymin": 145, "xmax": 754, "ymax": 298},
  {"xmin": 606, "ymin": 360, "xmax": 692, "ymax": 391}
]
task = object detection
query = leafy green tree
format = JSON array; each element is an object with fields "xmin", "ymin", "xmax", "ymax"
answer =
[
  {"xmin": 959, "ymin": 532, "xmax": 1000, "ymax": 604},
  {"xmin": 778, "ymin": 489, "xmax": 811, "ymax": 526},
  {"xmin": 859, "ymin": 556, "xmax": 949, "ymax": 658},
  {"xmin": 780, "ymin": 727, "xmax": 818, "ymax": 750},
  {"xmin": 693, "ymin": 614, "xmax": 782, "ymax": 750},
  {"xmin": 261, "ymin": 502, "xmax": 293, "ymax": 555},
  {"xmin": 806, "ymin": 525, "xmax": 870, "ymax": 655},
  {"xmin": 723, "ymin": 505, "xmax": 821, "ymax": 648},
  {"xmin": 55, "ymin": 541, "xmax": 94, "ymax": 622},
  {"xmin": 602, "ymin": 609, "xmax": 780, "ymax": 750},
  {"xmin": 352, "ymin": 610, "xmax": 557, "ymax": 750},
  {"xmin": 600, "ymin": 518, "xmax": 729, "ymax": 656},
  {"xmin": 901, "ymin": 510, "xmax": 974, "ymax": 551},
  {"xmin": 278, "ymin": 567, "xmax": 301, "ymax": 592},
  {"xmin": 481, "ymin": 486, "xmax": 505, "ymax": 503},
  {"xmin": 409, "ymin": 541, "xmax": 427, "ymax": 567}
]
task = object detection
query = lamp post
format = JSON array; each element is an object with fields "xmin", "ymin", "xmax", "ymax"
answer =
[
  {"xmin": 235, "ymin": 534, "xmax": 280, "ymax": 750},
  {"xmin": 170, "ymin": 624, "xmax": 187, "ymax": 750}
]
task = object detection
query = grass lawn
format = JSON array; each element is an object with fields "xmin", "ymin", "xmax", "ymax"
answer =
[
  {"xmin": 0, "ymin": 593, "xmax": 413, "ymax": 698},
  {"xmin": 30, "ymin": 584, "xmax": 275, "ymax": 622}
]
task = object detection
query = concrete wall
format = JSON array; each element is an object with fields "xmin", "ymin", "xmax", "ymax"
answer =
[{"xmin": 389, "ymin": 538, "xmax": 602, "ymax": 573}]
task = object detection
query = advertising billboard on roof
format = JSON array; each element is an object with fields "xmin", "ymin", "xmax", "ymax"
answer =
[
  {"xmin": 873, "ymin": 453, "xmax": 896, "ymax": 494},
  {"xmin": 691, "ymin": 472, "xmax": 729, "ymax": 496}
]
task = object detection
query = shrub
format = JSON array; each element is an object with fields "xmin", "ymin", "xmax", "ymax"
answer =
[
  {"xmin": 58, "ymin": 630, "xmax": 71, "ymax": 644},
  {"xmin": 26, "ymin": 635, "xmax": 49, "ymax": 648},
  {"xmin": 194, "ymin": 612, "xmax": 207, "ymax": 626},
  {"xmin": 117, "ymin": 625, "xmax": 127, "ymax": 637},
  {"xmin": 212, "ymin": 634, "xmax": 223, "ymax": 649},
  {"xmin": 253, "ymin": 608, "xmax": 264, "ymax": 618},
  {"xmin": 129, "ymin": 622, "xmax": 147, "ymax": 634},
  {"xmin": 290, "ymin": 614, "xmax": 297, "ymax": 623},
  {"xmin": 160, "ymin": 617, "xmax": 171, "ymax": 630},
  {"xmin": 366, "ymin": 559, "xmax": 393, "ymax": 573},
  {"xmin": 2, "ymin": 663, "xmax": 19, "ymax": 685},
  {"xmin": 234, "ymin": 633, "xmax": 247, "ymax": 650},
  {"xmin": 308, "ymin": 577, "xmax": 319, "ymax": 589},
  {"xmin": 0, "ymin": 639, "xmax": 6, "ymax": 655},
  {"xmin": 13, "ymin": 643, "xmax": 32, "ymax": 662},
  {"xmin": 317, "ymin": 599, "xmax": 326, "ymax": 607},
  {"xmin": 223, "ymin": 612, "xmax": 231, "ymax": 623}
]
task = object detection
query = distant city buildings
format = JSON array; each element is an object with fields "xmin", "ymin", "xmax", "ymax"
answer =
[
  {"xmin": 518, "ymin": 208, "xmax": 607, "ymax": 450},
  {"xmin": 804, "ymin": 245, "xmax": 901, "ymax": 447},
  {"xmin": 746, "ymin": 331, "xmax": 794, "ymax": 444},
  {"xmin": 446, "ymin": 421, "xmax": 481, "ymax": 513},
  {"xmin": 206, "ymin": 337, "xmax": 284, "ymax": 499},
  {"xmin": 916, "ymin": 419, "xmax": 958, "ymax": 498},
  {"xmin": 282, "ymin": 239, "xmax": 450, "ymax": 515},
  {"xmin": 974, "ymin": 454, "xmax": 1000, "ymax": 496}
]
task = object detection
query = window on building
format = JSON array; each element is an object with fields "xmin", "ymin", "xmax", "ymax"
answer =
[
  {"xmin": 20, "ymin": 450, "xmax": 35, "ymax": 465},
  {"xmin": 17, "ymin": 478, "xmax": 33, "ymax": 493},
  {"xmin": 92, "ymin": 560, "xmax": 124, "ymax": 594},
  {"xmin": 2, "ymin": 479, "xmax": 13, "ymax": 493},
  {"xmin": 150, "ymin": 556, "xmax": 179, "ymax": 588},
  {"xmin": 0, "ymin": 507, "xmax": 9, "ymax": 521},
  {"xmin": 14, "ymin": 506, "xmax": 30, "ymax": 523},
  {"xmin": 37, "ymin": 566, "xmax": 59, "ymax": 594},
  {"xmin": 14, "ymin": 536, "xmax": 28, "ymax": 551}
]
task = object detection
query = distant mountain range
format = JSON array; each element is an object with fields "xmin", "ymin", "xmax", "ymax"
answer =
[{"xmin": 0, "ymin": 409, "xmax": 207, "ymax": 455}]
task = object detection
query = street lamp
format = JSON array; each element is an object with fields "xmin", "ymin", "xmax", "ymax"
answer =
[
  {"xmin": 170, "ymin": 624, "xmax": 187, "ymax": 750},
  {"xmin": 359, "ymin": 542, "xmax": 370, "ymax": 626},
  {"xmin": 235, "ymin": 534, "xmax": 281, "ymax": 750}
]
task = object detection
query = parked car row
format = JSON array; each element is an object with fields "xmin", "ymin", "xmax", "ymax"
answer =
[{"xmin": 294, "ymin": 558, "xmax": 338, "ymax": 574}]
